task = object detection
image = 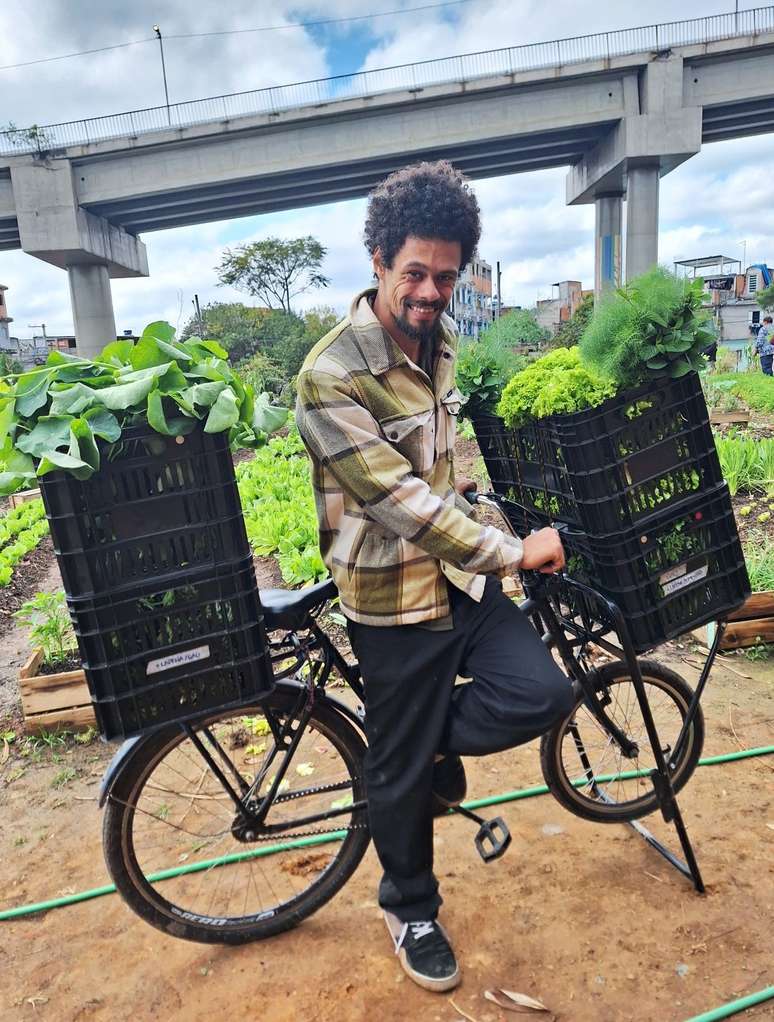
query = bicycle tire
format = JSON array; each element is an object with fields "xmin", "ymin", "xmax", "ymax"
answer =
[
  {"xmin": 103, "ymin": 684, "xmax": 370, "ymax": 944},
  {"xmin": 539, "ymin": 659, "xmax": 704, "ymax": 823}
]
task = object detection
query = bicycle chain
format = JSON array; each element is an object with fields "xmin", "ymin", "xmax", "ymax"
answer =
[{"xmin": 245, "ymin": 776, "xmax": 368, "ymax": 843}]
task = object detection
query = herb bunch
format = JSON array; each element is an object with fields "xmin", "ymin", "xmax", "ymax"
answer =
[{"xmin": 579, "ymin": 268, "xmax": 714, "ymax": 389}]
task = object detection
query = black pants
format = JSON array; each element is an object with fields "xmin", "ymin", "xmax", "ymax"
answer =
[
  {"xmin": 762, "ymin": 354, "xmax": 773, "ymax": 376},
  {"xmin": 346, "ymin": 578, "xmax": 576, "ymax": 922}
]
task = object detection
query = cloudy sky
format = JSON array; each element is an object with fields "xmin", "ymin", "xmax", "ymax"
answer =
[{"xmin": 1, "ymin": 0, "xmax": 772, "ymax": 337}]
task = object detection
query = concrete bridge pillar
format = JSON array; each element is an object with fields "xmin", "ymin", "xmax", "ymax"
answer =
[
  {"xmin": 594, "ymin": 193, "xmax": 622, "ymax": 300},
  {"xmin": 625, "ymin": 163, "xmax": 660, "ymax": 281},
  {"xmin": 8, "ymin": 158, "xmax": 147, "ymax": 358},
  {"xmin": 67, "ymin": 265, "xmax": 117, "ymax": 358}
]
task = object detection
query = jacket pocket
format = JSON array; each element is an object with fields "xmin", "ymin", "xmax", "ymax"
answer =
[{"xmin": 379, "ymin": 406, "xmax": 434, "ymax": 444}]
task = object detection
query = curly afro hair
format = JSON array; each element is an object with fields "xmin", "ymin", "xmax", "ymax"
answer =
[{"xmin": 364, "ymin": 160, "xmax": 481, "ymax": 270}]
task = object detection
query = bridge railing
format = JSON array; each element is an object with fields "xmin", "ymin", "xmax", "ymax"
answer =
[{"xmin": 2, "ymin": 6, "xmax": 773, "ymax": 156}]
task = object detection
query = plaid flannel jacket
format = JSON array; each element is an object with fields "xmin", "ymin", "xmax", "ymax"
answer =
[{"xmin": 295, "ymin": 288, "xmax": 524, "ymax": 626}]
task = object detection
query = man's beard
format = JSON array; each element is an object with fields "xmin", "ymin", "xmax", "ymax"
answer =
[{"xmin": 393, "ymin": 306, "xmax": 442, "ymax": 344}]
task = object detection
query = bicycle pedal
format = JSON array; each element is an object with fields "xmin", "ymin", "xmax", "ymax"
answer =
[{"xmin": 474, "ymin": 816, "xmax": 511, "ymax": 863}]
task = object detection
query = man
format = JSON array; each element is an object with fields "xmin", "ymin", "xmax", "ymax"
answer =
[
  {"xmin": 755, "ymin": 316, "xmax": 774, "ymax": 375},
  {"xmin": 296, "ymin": 161, "xmax": 575, "ymax": 993}
]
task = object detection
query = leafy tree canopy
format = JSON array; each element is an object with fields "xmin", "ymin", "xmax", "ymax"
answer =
[
  {"xmin": 756, "ymin": 281, "xmax": 774, "ymax": 312},
  {"xmin": 480, "ymin": 308, "xmax": 548, "ymax": 348},
  {"xmin": 216, "ymin": 236, "xmax": 330, "ymax": 313},
  {"xmin": 548, "ymin": 292, "xmax": 595, "ymax": 349}
]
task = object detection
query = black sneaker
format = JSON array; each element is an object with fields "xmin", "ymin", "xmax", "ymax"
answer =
[
  {"xmin": 431, "ymin": 754, "xmax": 467, "ymax": 817},
  {"xmin": 383, "ymin": 912, "xmax": 460, "ymax": 992}
]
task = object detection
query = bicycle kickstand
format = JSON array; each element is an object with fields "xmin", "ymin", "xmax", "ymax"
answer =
[{"xmin": 450, "ymin": 803, "xmax": 512, "ymax": 862}]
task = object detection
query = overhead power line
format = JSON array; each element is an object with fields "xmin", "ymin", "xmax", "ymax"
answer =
[{"xmin": 0, "ymin": 0, "xmax": 477, "ymax": 73}]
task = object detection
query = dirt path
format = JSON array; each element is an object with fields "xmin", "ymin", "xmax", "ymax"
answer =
[
  {"xmin": 1, "ymin": 649, "xmax": 773, "ymax": 1022},
  {"xmin": 2, "ymin": 441, "xmax": 774, "ymax": 1019}
]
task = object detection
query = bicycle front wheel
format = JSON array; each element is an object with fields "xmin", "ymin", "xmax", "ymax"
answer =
[
  {"xmin": 540, "ymin": 659, "xmax": 704, "ymax": 823},
  {"xmin": 103, "ymin": 686, "xmax": 370, "ymax": 944}
]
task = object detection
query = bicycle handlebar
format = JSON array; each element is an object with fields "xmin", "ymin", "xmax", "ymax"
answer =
[{"xmin": 462, "ymin": 488, "xmax": 585, "ymax": 539}]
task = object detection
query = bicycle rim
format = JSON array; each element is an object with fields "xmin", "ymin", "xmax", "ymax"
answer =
[
  {"xmin": 103, "ymin": 689, "xmax": 370, "ymax": 943},
  {"xmin": 540, "ymin": 660, "xmax": 704, "ymax": 823}
]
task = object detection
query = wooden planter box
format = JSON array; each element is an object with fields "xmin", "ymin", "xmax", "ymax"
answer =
[
  {"xmin": 695, "ymin": 591, "xmax": 774, "ymax": 650},
  {"xmin": 709, "ymin": 411, "xmax": 750, "ymax": 426},
  {"xmin": 7, "ymin": 487, "xmax": 41, "ymax": 509},
  {"xmin": 19, "ymin": 648, "xmax": 95, "ymax": 734}
]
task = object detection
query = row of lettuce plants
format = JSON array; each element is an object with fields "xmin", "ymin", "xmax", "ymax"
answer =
[
  {"xmin": 236, "ymin": 432, "xmax": 326, "ymax": 587},
  {"xmin": 0, "ymin": 499, "xmax": 49, "ymax": 586}
]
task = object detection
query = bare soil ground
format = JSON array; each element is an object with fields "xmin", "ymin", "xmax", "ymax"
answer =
[{"xmin": 1, "ymin": 439, "xmax": 773, "ymax": 1021}]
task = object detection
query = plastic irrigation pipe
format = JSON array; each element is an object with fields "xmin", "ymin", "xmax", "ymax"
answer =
[
  {"xmin": 682, "ymin": 985, "xmax": 774, "ymax": 1022},
  {"xmin": 2, "ymin": 743, "xmax": 772, "ymax": 924}
]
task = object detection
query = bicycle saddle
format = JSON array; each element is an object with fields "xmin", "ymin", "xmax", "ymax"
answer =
[{"xmin": 260, "ymin": 577, "xmax": 338, "ymax": 629}]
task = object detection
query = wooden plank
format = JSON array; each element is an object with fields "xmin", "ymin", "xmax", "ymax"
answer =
[
  {"xmin": 20, "ymin": 672, "xmax": 91, "ymax": 715},
  {"xmin": 7, "ymin": 488, "xmax": 41, "ymax": 509},
  {"xmin": 727, "ymin": 591, "xmax": 774, "ymax": 621},
  {"xmin": 24, "ymin": 705, "xmax": 96, "ymax": 735},
  {"xmin": 19, "ymin": 648, "xmax": 43, "ymax": 679},
  {"xmin": 709, "ymin": 412, "xmax": 750, "ymax": 425},
  {"xmin": 719, "ymin": 617, "xmax": 774, "ymax": 649}
]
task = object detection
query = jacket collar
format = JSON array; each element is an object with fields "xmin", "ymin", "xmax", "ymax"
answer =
[{"xmin": 349, "ymin": 287, "xmax": 457, "ymax": 377}]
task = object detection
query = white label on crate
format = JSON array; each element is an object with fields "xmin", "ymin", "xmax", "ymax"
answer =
[
  {"xmin": 660, "ymin": 562, "xmax": 688, "ymax": 585},
  {"xmin": 146, "ymin": 645, "xmax": 211, "ymax": 676},
  {"xmin": 660, "ymin": 564, "xmax": 708, "ymax": 596}
]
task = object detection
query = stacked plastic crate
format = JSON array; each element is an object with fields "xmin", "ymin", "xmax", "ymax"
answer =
[
  {"xmin": 40, "ymin": 427, "xmax": 272, "ymax": 739},
  {"xmin": 473, "ymin": 372, "xmax": 749, "ymax": 652}
]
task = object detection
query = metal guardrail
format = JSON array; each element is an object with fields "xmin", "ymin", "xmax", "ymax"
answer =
[{"xmin": 2, "ymin": 6, "xmax": 773, "ymax": 157}]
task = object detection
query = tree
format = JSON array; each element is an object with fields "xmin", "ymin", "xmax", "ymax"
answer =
[
  {"xmin": 217, "ymin": 236, "xmax": 330, "ymax": 313},
  {"xmin": 180, "ymin": 302, "xmax": 270, "ymax": 363},
  {"xmin": 549, "ymin": 292, "xmax": 594, "ymax": 349},
  {"xmin": 756, "ymin": 281, "xmax": 774, "ymax": 312},
  {"xmin": 481, "ymin": 308, "xmax": 548, "ymax": 348}
]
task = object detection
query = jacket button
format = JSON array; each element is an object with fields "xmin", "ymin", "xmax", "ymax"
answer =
[{"xmin": 389, "ymin": 431, "xmax": 398, "ymax": 440}]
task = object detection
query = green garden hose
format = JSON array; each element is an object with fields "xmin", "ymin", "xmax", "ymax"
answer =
[
  {"xmin": 683, "ymin": 985, "xmax": 774, "ymax": 1022},
  {"xmin": 2, "ymin": 743, "xmax": 771, "ymax": 923}
]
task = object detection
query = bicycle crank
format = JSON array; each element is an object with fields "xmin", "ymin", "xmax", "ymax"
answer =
[{"xmin": 451, "ymin": 804, "xmax": 512, "ymax": 862}]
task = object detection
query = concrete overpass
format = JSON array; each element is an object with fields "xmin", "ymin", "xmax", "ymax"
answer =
[{"xmin": 1, "ymin": 7, "xmax": 774, "ymax": 355}]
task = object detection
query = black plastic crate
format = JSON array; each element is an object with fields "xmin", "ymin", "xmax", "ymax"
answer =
[
  {"xmin": 535, "ymin": 485, "xmax": 750, "ymax": 654},
  {"xmin": 93, "ymin": 657, "xmax": 271, "ymax": 742},
  {"xmin": 40, "ymin": 425, "xmax": 251, "ymax": 598},
  {"xmin": 473, "ymin": 372, "xmax": 724, "ymax": 535},
  {"xmin": 68, "ymin": 562, "xmax": 273, "ymax": 740}
]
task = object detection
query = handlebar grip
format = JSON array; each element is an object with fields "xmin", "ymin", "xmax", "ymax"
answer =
[{"xmin": 463, "ymin": 488, "xmax": 479, "ymax": 506}]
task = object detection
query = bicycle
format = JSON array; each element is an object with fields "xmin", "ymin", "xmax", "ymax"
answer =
[{"xmin": 98, "ymin": 491, "xmax": 709, "ymax": 945}]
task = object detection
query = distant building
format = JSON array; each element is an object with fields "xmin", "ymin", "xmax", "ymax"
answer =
[
  {"xmin": 536, "ymin": 281, "xmax": 592, "ymax": 335},
  {"xmin": 674, "ymin": 256, "xmax": 773, "ymax": 369},
  {"xmin": 451, "ymin": 250, "xmax": 493, "ymax": 338},
  {"xmin": 0, "ymin": 287, "xmax": 138, "ymax": 367}
]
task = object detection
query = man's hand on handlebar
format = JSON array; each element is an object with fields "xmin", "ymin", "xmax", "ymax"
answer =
[{"xmin": 520, "ymin": 527, "xmax": 565, "ymax": 574}]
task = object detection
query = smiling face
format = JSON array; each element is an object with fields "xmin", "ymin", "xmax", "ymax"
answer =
[{"xmin": 372, "ymin": 236, "xmax": 461, "ymax": 349}]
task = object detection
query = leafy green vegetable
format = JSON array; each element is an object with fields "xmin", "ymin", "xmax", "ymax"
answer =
[
  {"xmin": 496, "ymin": 348, "xmax": 616, "ymax": 427},
  {"xmin": 0, "ymin": 499, "xmax": 49, "ymax": 588},
  {"xmin": 456, "ymin": 331, "xmax": 526, "ymax": 417},
  {"xmin": 579, "ymin": 268, "xmax": 713, "ymax": 389},
  {"xmin": 236, "ymin": 431, "xmax": 326, "ymax": 587},
  {"xmin": 0, "ymin": 320, "xmax": 287, "ymax": 491}
]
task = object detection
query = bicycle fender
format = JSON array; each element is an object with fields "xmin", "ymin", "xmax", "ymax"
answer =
[
  {"xmin": 98, "ymin": 736, "xmax": 142, "ymax": 807},
  {"xmin": 98, "ymin": 682, "xmax": 366, "ymax": 807}
]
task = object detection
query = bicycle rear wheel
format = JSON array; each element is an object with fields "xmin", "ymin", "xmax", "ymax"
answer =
[
  {"xmin": 540, "ymin": 659, "xmax": 704, "ymax": 823},
  {"xmin": 103, "ymin": 685, "xmax": 370, "ymax": 944}
]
